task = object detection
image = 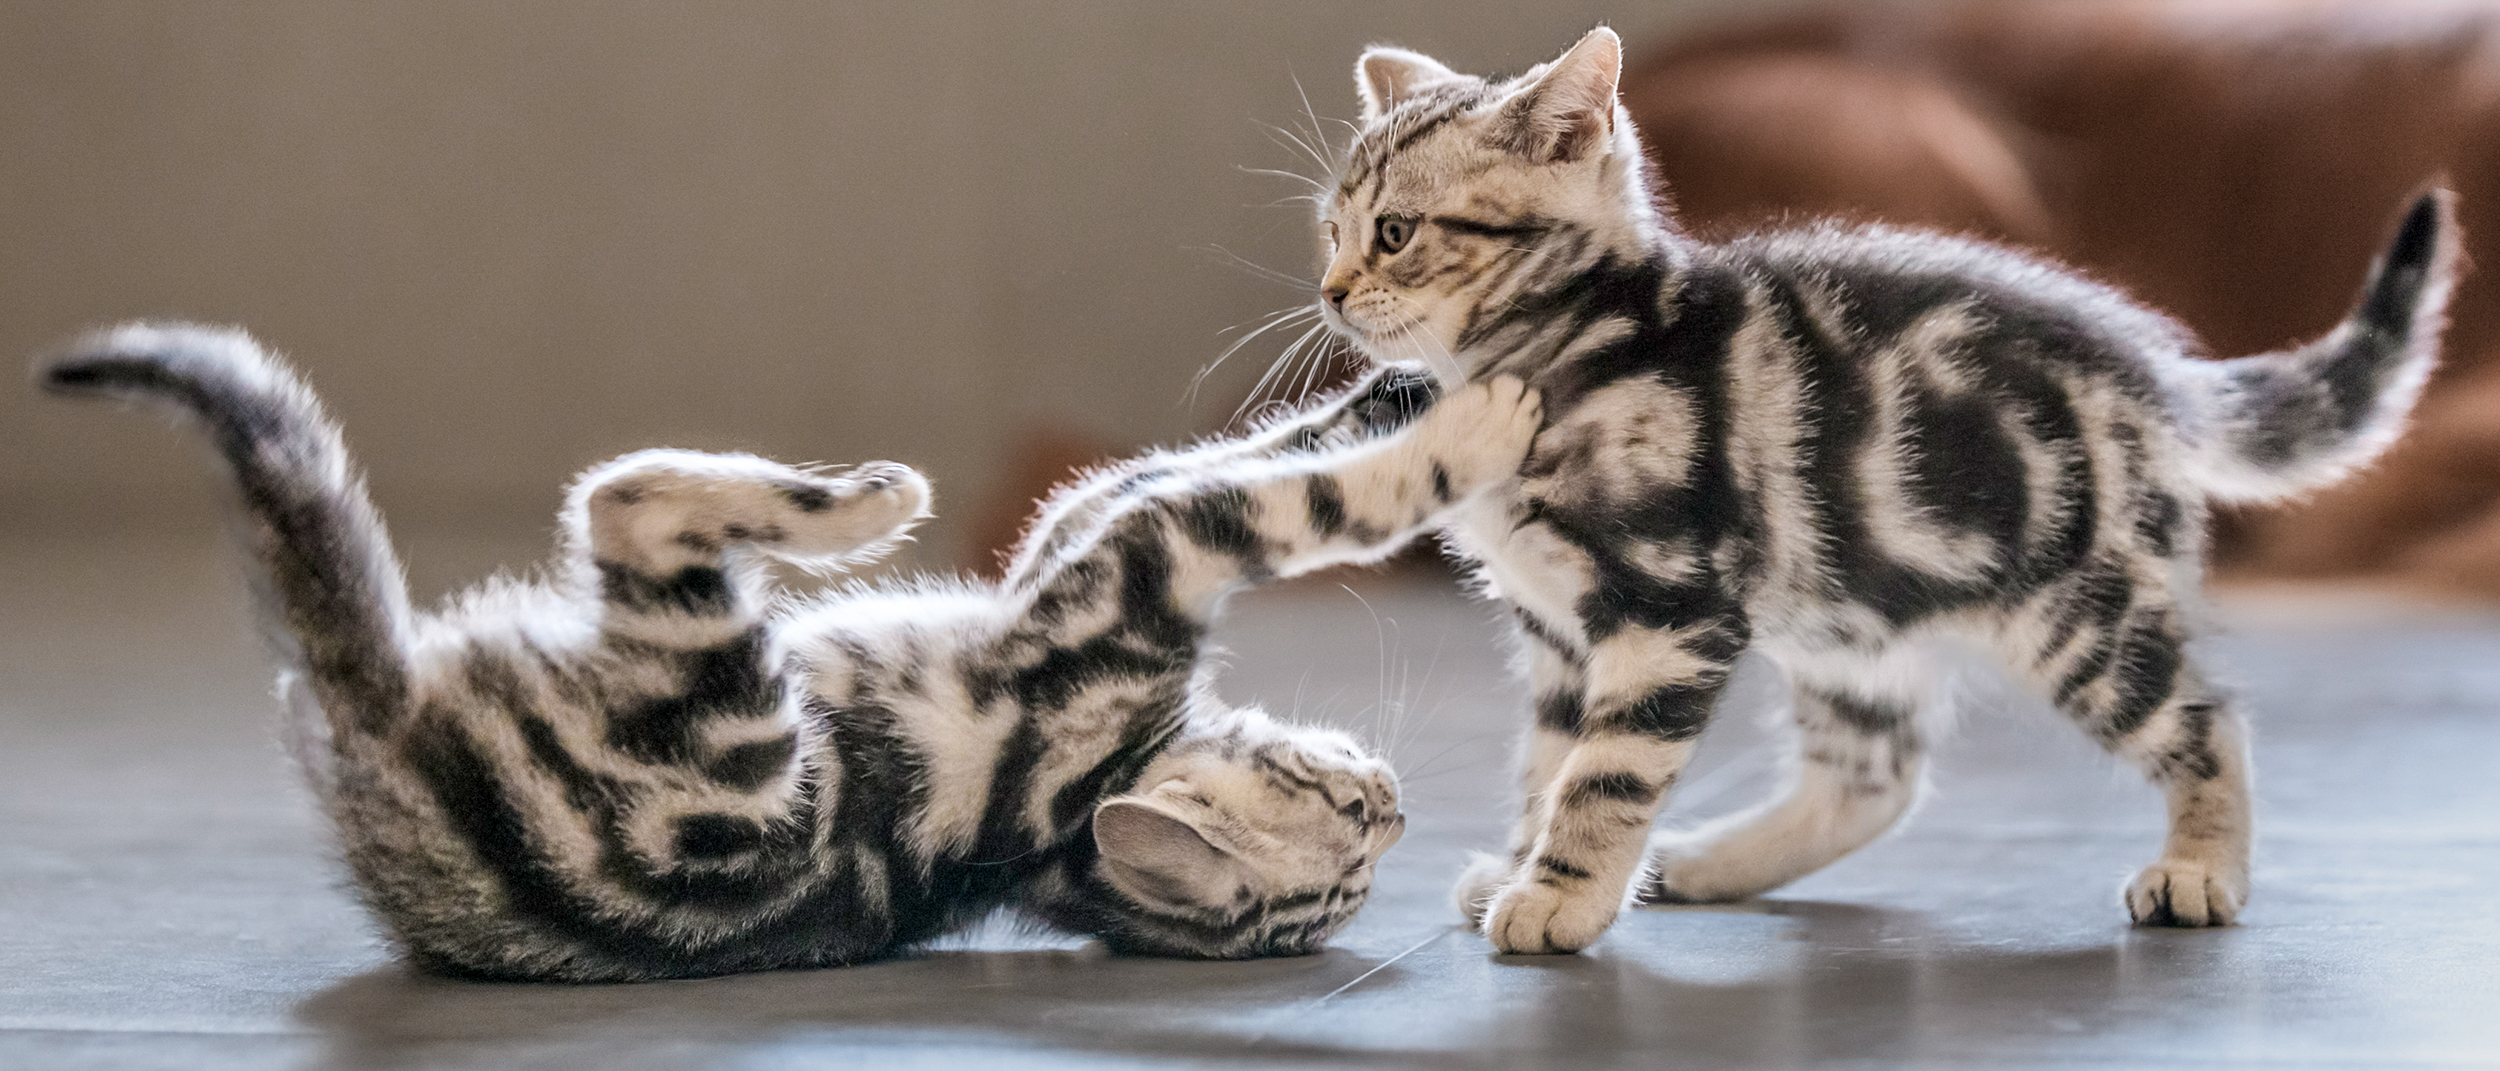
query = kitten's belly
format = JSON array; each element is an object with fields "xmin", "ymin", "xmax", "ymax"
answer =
[{"xmin": 1445, "ymin": 491, "xmax": 1592, "ymax": 644}]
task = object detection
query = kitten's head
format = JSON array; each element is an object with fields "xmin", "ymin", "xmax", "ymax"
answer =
[
  {"xmin": 1079, "ymin": 706, "xmax": 1402, "ymax": 958},
  {"xmin": 1318, "ymin": 28, "xmax": 1660, "ymax": 378}
]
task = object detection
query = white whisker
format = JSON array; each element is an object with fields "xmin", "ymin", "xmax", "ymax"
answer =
[{"xmin": 1189, "ymin": 305, "xmax": 1323, "ymax": 410}]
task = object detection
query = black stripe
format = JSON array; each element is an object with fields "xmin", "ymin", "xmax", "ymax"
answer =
[
  {"xmin": 2099, "ymin": 612, "xmax": 2184, "ymax": 741},
  {"xmin": 776, "ymin": 481, "xmax": 834, "ymax": 512},
  {"xmin": 1535, "ymin": 689, "xmax": 1586, "ymax": 734},
  {"xmin": 1536, "ymin": 855, "xmax": 1593, "ymax": 881},
  {"xmin": 606, "ymin": 628, "xmax": 777, "ymax": 765},
  {"xmin": 1428, "ymin": 214, "xmax": 1553, "ymax": 241},
  {"xmin": 511, "ymin": 712, "xmax": 621, "ymax": 815},
  {"xmin": 1561, "ymin": 772, "xmax": 1659, "ymax": 808},
  {"xmin": 598, "ymin": 562, "xmax": 735, "ymax": 616},
  {"xmin": 1615, "ymin": 683, "xmax": 1720, "ymax": 741},
  {"xmin": 707, "ymin": 733, "xmax": 799, "ymax": 791},
  {"xmin": 403, "ymin": 717, "xmax": 677, "ymax": 978},
  {"xmin": 675, "ymin": 814, "xmax": 766, "ymax": 859},
  {"xmin": 1304, "ymin": 474, "xmax": 1347, "ymax": 537},
  {"xmin": 1821, "ymin": 691, "xmax": 1910, "ymax": 735}
]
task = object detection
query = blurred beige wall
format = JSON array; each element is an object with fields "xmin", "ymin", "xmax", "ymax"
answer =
[{"xmin": 1, "ymin": 1, "xmax": 1763, "ymax": 568}]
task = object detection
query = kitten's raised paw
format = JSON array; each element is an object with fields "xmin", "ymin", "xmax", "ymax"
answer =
[
  {"xmin": 1483, "ymin": 878, "xmax": 1616, "ymax": 955},
  {"xmin": 2125, "ymin": 859, "xmax": 2247, "ymax": 927},
  {"xmin": 1408, "ymin": 375, "xmax": 1542, "ymax": 493}
]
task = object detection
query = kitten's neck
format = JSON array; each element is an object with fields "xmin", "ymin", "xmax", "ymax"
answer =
[{"xmin": 1431, "ymin": 226, "xmax": 1692, "ymax": 385}]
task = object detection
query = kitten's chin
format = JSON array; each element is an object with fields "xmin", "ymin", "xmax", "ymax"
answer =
[
  {"xmin": 1382, "ymin": 339, "xmax": 1471, "ymax": 387},
  {"xmin": 1341, "ymin": 325, "xmax": 1467, "ymax": 385}
]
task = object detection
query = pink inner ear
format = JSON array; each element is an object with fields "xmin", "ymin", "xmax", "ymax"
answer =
[
  {"xmin": 1359, "ymin": 48, "xmax": 1459, "ymax": 119},
  {"xmin": 1501, "ymin": 31, "xmax": 1622, "ymax": 162}
]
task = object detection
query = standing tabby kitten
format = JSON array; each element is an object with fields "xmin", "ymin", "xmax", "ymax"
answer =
[
  {"xmin": 1309, "ymin": 27, "xmax": 2457, "ymax": 954},
  {"xmin": 43, "ymin": 323, "xmax": 1540, "ymax": 980}
]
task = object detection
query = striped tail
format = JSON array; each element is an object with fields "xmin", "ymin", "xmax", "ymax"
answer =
[
  {"xmin": 40, "ymin": 322, "xmax": 417, "ymax": 793},
  {"xmin": 2187, "ymin": 189, "xmax": 2463, "ymax": 503}
]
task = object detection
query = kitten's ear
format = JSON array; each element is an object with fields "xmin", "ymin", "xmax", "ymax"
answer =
[
  {"xmin": 1494, "ymin": 27, "xmax": 1623, "ymax": 163},
  {"xmin": 1094, "ymin": 797, "xmax": 1248, "ymax": 908},
  {"xmin": 1358, "ymin": 46, "xmax": 1461, "ymax": 124}
]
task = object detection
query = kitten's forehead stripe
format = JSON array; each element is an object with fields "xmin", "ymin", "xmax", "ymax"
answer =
[{"xmin": 1339, "ymin": 86, "xmax": 1489, "ymax": 198}]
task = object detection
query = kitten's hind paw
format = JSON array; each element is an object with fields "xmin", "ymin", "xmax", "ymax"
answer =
[
  {"xmin": 579, "ymin": 451, "xmax": 931, "ymax": 575},
  {"xmin": 1452, "ymin": 850, "xmax": 1513, "ymax": 930},
  {"xmin": 770, "ymin": 461, "xmax": 931, "ymax": 564},
  {"xmin": 1638, "ymin": 833, "xmax": 1745, "ymax": 905},
  {"xmin": 2125, "ymin": 859, "xmax": 2247, "ymax": 927}
]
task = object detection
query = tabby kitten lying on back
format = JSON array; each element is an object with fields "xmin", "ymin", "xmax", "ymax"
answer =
[
  {"xmin": 44, "ymin": 323, "xmax": 1540, "ymax": 981},
  {"xmin": 1310, "ymin": 27, "xmax": 2457, "ymax": 953}
]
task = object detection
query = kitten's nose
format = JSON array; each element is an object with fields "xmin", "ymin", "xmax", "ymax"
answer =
[{"xmin": 1321, "ymin": 285, "xmax": 1349, "ymax": 311}]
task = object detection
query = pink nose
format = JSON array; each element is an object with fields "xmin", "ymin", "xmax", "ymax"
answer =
[{"xmin": 1321, "ymin": 285, "xmax": 1349, "ymax": 311}]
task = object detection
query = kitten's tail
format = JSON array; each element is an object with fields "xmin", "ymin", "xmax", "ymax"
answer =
[
  {"xmin": 39, "ymin": 322, "xmax": 416, "ymax": 795},
  {"xmin": 2184, "ymin": 189, "xmax": 2463, "ymax": 503}
]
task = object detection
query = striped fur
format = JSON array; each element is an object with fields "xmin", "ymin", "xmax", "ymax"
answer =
[
  {"xmin": 42, "ymin": 323, "xmax": 1541, "ymax": 980},
  {"xmin": 1320, "ymin": 28, "xmax": 2460, "ymax": 953}
]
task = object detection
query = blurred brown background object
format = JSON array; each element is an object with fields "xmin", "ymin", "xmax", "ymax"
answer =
[{"xmin": 1627, "ymin": 0, "xmax": 2500, "ymax": 594}]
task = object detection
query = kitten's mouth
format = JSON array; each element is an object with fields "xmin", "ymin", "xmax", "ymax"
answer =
[
  {"xmin": 1325, "ymin": 301, "xmax": 1415, "ymax": 341},
  {"xmin": 1333, "ymin": 311, "xmax": 1417, "ymax": 348}
]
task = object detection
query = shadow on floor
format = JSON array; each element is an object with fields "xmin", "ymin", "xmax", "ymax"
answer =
[{"xmin": 286, "ymin": 899, "xmax": 2277, "ymax": 1069}]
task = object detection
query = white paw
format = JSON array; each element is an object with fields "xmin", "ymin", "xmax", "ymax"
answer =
[
  {"xmin": 1452, "ymin": 851, "xmax": 1513, "ymax": 930},
  {"xmin": 1483, "ymin": 878, "xmax": 1617, "ymax": 955},
  {"xmin": 2125, "ymin": 859, "xmax": 2247, "ymax": 927},
  {"xmin": 1409, "ymin": 375, "xmax": 1542, "ymax": 492}
]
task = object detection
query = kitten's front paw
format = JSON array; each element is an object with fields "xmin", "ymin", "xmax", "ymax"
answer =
[
  {"xmin": 1483, "ymin": 878, "xmax": 1617, "ymax": 955},
  {"xmin": 1409, "ymin": 375, "xmax": 1542, "ymax": 494},
  {"xmin": 2125, "ymin": 859, "xmax": 2247, "ymax": 927}
]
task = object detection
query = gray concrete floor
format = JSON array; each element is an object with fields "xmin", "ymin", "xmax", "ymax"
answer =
[{"xmin": 4, "ymin": 533, "xmax": 2498, "ymax": 1070}]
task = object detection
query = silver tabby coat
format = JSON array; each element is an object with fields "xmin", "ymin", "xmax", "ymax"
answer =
[
  {"xmin": 1312, "ymin": 27, "xmax": 2458, "ymax": 954},
  {"xmin": 44, "ymin": 323, "xmax": 1541, "ymax": 980}
]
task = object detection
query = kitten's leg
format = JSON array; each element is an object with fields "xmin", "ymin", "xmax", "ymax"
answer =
[
  {"xmin": 1065, "ymin": 377, "xmax": 1538, "ymax": 617},
  {"xmin": 566, "ymin": 450, "xmax": 928, "ymax": 878},
  {"xmin": 1455, "ymin": 625, "xmax": 1581, "ymax": 923},
  {"xmin": 1477, "ymin": 610, "xmax": 1748, "ymax": 955},
  {"xmin": 1642, "ymin": 676, "xmax": 1925, "ymax": 903},
  {"xmin": 2021, "ymin": 586, "xmax": 2252, "ymax": 926},
  {"xmin": 1006, "ymin": 364, "xmax": 1439, "ymax": 585}
]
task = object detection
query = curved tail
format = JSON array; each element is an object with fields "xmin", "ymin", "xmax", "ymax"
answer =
[
  {"xmin": 2186, "ymin": 189, "xmax": 2464, "ymax": 502},
  {"xmin": 40, "ymin": 322, "xmax": 416, "ymax": 793}
]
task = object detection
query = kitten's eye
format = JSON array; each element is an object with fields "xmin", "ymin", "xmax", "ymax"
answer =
[
  {"xmin": 1376, "ymin": 216, "xmax": 1416, "ymax": 254},
  {"xmin": 1327, "ymin": 220, "xmax": 1340, "ymax": 248},
  {"xmin": 1339, "ymin": 799, "xmax": 1368, "ymax": 823}
]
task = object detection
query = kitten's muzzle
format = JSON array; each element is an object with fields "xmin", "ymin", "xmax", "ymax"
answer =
[{"xmin": 1321, "ymin": 285, "xmax": 1349, "ymax": 311}]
